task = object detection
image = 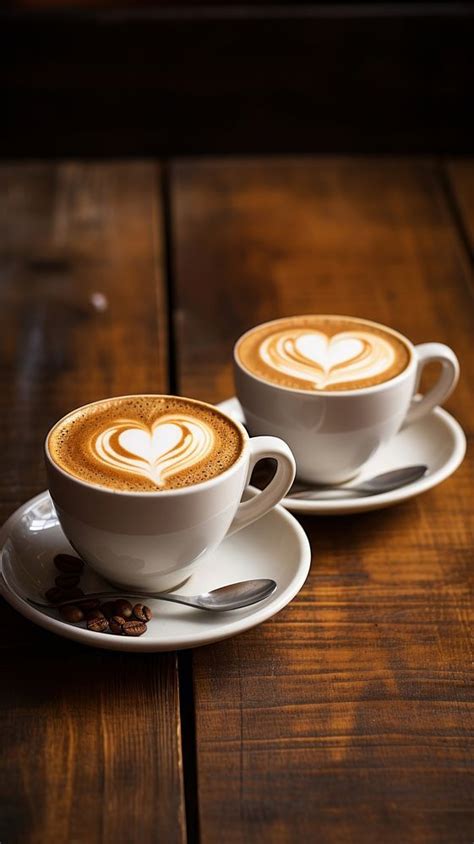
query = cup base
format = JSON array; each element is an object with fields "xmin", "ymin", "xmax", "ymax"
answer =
[
  {"xmin": 295, "ymin": 469, "xmax": 361, "ymax": 486},
  {"xmin": 102, "ymin": 573, "xmax": 192, "ymax": 596},
  {"xmin": 65, "ymin": 531, "xmax": 202, "ymax": 595}
]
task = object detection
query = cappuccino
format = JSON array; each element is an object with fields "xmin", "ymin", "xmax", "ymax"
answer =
[
  {"xmin": 48, "ymin": 395, "xmax": 244, "ymax": 492},
  {"xmin": 235, "ymin": 315, "xmax": 410, "ymax": 392}
]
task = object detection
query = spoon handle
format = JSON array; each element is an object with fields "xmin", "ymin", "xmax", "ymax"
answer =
[
  {"xmin": 27, "ymin": 590, "xmax": 246, "ymax": 612},
  {"xmin": 28, "ymin": 590, "xmax": 266, "ymax": 612},
  {"xmin": 288, "ymin": 487, "xmax": 365, "ymax": 500},
  {"xmin": 28, "ymin": 591, "xmax": 157, "ymax": 610},
  {"xmin": 148, "ymin": 593, "xmax": 203, "ymax": 609}
]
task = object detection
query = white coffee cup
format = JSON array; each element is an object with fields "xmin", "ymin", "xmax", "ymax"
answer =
[
  {"xmin": 45, "ymin": 396, "xmax": 296, "ymax": 592},
  {"xmin": 234, "ymin": 317, "xmax": 459, "ymax": 484}
]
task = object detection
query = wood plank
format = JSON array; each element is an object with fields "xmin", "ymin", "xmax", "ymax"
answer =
[
  {"xmin": 0, "ymin": 162, "xmax": 186, "ymax": 843},
  {"xmin": 171, "ymin": 157, "xmax": 474, "ymax": 843},
  {"xmin": 446, "ymin": 158, "xmax": 474, "ymax": 256}
]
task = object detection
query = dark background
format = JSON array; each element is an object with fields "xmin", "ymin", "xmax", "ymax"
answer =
[{"xmin": 2, "ymin": 1, "xmax": 474, "ymax": 157}]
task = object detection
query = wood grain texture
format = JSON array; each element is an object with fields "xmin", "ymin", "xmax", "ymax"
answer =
[
  {"xmin": 171, "ymin": 158, "xmax": 474, "ymax": 843},
  {"xmin": 0, "ymin": 162, "xmax": 186, "ymax": 843},
  {"xmin": 446, "ymin": 159, "xmax": 474, "ymax": 258}
]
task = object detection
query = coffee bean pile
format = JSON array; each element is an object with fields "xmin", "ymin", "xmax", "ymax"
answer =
[{"xmin": 45, "ymin": 554, "xmax": 152, "ymax": 637}]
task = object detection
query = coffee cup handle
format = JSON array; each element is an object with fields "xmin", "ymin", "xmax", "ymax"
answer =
[
  {"xmin": 226, "ymin": 436, "xmax": 296, "ymax": 537},
  {"xmin": 404, "ymin": 343, "xmax": 459, "ymax": 426}
]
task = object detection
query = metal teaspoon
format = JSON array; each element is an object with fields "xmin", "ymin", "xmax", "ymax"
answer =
[
  {"xmin": 28, "ymin": 578, "xmax": 278, "ymax": 612},
  {"xmin": 288, "ymin": 465, "xmax": 428, "ymax": 500}
]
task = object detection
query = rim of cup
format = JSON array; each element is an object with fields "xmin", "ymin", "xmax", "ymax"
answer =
[
  {"xmin": 45, "ymin": 394, "xmax": 250, "ymax": 498},
  {"xmin": 233, "ymin": 314, "xmax": 416, "ymax": 397}
]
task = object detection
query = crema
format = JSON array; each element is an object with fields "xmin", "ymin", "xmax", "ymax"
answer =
[
  {"xmin": 235, "ymin": 315, "xmax": 410, "ymax": 392},
  {"xmin": 48, "ymin": 395, "xmax": 244, "ymax": 492}
]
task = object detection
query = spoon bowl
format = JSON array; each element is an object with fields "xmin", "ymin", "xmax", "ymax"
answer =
[{"xmin": 193, "ymin": 579, "xmax": 277, "ymax": 611}]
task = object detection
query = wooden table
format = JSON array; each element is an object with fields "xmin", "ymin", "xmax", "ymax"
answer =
[{"xmin": 1, "ymin": 158, "xmax": 473, "ymax": 844}]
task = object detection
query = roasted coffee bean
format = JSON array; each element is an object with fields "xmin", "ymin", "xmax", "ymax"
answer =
[
  {"xmin": 122, "ymin": 620, "xmax": 147, "ymax": 637},
  {"xmin": 54, "ymin": 554, "xmax": 84, "ymax": 574},
  {"xmin": 55, "ymin": 573, "xmax": 80, "ymax": 589},
  {"xmin": 86, "ymin": 608, "xmax": 105, "ymax": 622},
  {"xmin": 77, "ymin": 598, "xmax": 101, "ymax": 611},
  {"xmin": 133, "ymin": 603, "xmax": 152, "ymax": 622},
  {"xmin": 59, "ymin": 604, "xmax": 84, "ymax": 623},
  {"xmin": 87, "ymin": 615, "xmax": 109, "ymax": 633},
  {"xmin": 45, "ymin": 586, "xmax": 66, "ymax": 604},
  {"xmin": 113, "ymin": 599, "xmax": 133, "ymax": 619},
  {"xmin": 100, "ymin": 601, "xmax": 117, "ymax": 619},
  {"xmin": 109, "ymin": 615, "xmax": 126, "ymax": 635},
  {"xmin": 60, "ymin": 587, "xmax": 84, "ymax": 602}
]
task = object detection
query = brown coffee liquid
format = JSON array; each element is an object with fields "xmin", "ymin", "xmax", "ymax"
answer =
[
  {"xmin": 48, "ymin": 395, "xmax": 245, "ymax": 492},
  {"xmin": 236, "ymin": 315, "xmax": 410, "ymax": 392}
]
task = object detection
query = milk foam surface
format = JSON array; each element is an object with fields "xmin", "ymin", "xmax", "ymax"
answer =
[
  {"xmin": 237, "ymin": 316, "xmax": 410, "ymax": 392},
  {"xmin": 48, "ymin": 396, "xmax": 244, "ymax": 492}
]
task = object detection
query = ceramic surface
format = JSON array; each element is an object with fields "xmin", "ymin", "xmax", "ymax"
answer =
[
  {"xmin": 217, "ymin": 398, "xmax": 466, "ymax": 515},
  {"xmin": 45, "ymin": 400, "xmax": 295, "ymax": 591},
  {"xmin": 0, "ymin": 490, "xmax": 311, "ymax": 652},
  {"xmin": 234, "ymin": 329, "xmax": 459, "ymax": 483}
]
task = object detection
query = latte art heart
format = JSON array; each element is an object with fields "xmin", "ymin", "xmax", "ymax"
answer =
[
  {"xmin": 93, "ymin": 414, "xmax": 215, "ymax": 487},
  {"xmin": 294, "ymin": 334, "xmax": 365, "ymax": 372},
  {"xmin": 259, "ymin": 329, "xmax": 396, "ymax": 389},
  {"xmin": 49, "ymin": 395, "xmax": 244, "ymax": 492}
]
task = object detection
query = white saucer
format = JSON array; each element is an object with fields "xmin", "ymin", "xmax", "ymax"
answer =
[
  {"xmin": 217, "ymin": 397, "xmax": 466, "ymax": 515},
  {"xmin": 0, "ymin": 490, "xmax": 311, "ymax": 652}
]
